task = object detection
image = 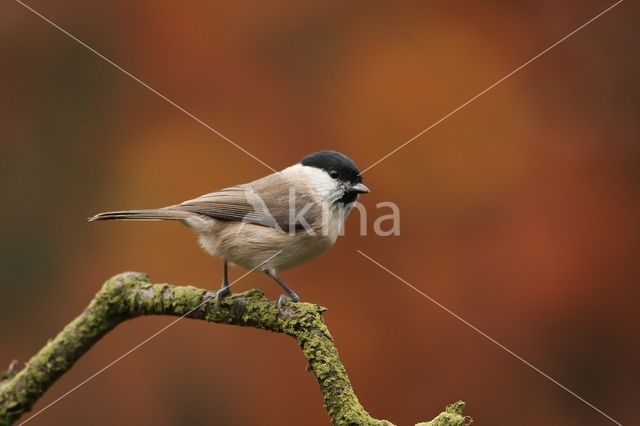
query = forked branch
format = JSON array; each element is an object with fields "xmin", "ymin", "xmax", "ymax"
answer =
[{"xmin": 0, "ymin": 272, "xmax": 470, "ymax": 425}]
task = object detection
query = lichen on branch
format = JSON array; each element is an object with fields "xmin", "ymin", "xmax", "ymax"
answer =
[{"xmin": 0, "ymin": 272, "xmax": 469, "ymax": 425}]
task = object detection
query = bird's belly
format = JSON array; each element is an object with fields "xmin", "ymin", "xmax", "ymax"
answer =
[{"xmin": 199, "ymin": 222, "xmax": 334, "ymax": 272}]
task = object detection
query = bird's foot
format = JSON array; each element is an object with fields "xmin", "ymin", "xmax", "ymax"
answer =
[
  {"xmin": 276, "ymin": 293, "xmax": 300, "ymax": 311},
  {"xmin": 213, "ymin": 287, "xmax": 231, "ymax": 308}
]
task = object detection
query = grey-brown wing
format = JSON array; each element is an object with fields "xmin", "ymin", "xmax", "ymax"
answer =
[{"xmin": 170, "ymin": 174, "xmax": 319, "ymax": 231}]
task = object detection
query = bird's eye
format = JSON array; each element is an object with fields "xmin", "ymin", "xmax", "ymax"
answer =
[{"xmin": 329, "ymin": 170, "xmax": 339, "ymax": 179}]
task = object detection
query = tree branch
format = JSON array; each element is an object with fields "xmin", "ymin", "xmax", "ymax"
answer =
[{"xmin": 0, "ymin": 272, "xmax": 470, "ymax": 426}]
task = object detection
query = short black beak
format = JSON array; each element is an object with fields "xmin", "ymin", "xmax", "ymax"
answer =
[{"xmin": 350, "ymin": 182, "xmax": 370, "ymax": 194}]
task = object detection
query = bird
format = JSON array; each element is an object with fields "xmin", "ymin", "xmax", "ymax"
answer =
[{"xmin": 90, "ymin": 150, "xmax": 369, "ymax": 307}]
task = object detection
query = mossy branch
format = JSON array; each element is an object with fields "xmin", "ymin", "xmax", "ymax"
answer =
[{"xmin": 0, "ymin": 272, "xmax": 470, "ymax": 426}]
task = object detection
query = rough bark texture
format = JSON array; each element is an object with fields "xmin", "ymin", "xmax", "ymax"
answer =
[{"xmin": 0, "ymin": 272, "xmax": 470, "ymax": 426}]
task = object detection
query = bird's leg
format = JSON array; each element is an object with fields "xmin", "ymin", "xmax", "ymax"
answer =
[
  {"xmin": 265, "ymin": 269, "xmax": 300, "ymax": 309},
  {"xmin": 215, "ymin": 260, "xmax": 231, "ymax": 301}
]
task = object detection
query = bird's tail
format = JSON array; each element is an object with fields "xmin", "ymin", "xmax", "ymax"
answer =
[{"xmin": 89, "ymin": 208, "xmax": 191, "ymax": 222}]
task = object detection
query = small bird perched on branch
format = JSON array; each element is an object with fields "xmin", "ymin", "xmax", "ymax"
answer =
[{"xmin": 90, "ymin": 150, "xmax": 369, "ymax": 306}]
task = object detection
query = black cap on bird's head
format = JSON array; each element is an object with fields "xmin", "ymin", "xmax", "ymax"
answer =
[{"xmin": 300, "ymin": 150, "xmax": 370, "ymax": 203}]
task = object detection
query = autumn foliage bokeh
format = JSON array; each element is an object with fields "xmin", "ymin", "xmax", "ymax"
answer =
[{"xmin": 1, "ymin": 1, "xmax": 639, "ymax": 425}]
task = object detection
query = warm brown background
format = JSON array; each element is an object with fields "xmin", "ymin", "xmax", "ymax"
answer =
[{"xmin": 1, "ymin": 1, "xmax": 638, "ymax": 425}]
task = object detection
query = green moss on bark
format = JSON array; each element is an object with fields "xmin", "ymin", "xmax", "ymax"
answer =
[
  {"xmin": 415, "ymin": 402, "xmax": 472, "ymax": 426},
  {"xmin": 0, "ymin": 272, "xmax": 467, "ymax": 426}
]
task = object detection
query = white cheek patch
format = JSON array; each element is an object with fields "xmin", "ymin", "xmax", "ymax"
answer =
[{"xmin": 286, "ymin": 164, "xmax": 343, "ymax": 202}]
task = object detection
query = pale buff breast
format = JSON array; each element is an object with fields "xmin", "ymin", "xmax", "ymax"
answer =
[{"xmin": 198, "ymin": 220, "xmax": 336, "ymax": 272}]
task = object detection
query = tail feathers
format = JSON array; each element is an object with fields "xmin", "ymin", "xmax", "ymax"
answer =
[{"xmin": 89, "ymin": 209, "xmax": 191, "ymax": 222}]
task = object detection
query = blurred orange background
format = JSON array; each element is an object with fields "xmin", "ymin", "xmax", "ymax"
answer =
[{"xmin": 1, "ymin": 1, "xmax": 638, "ymax": 425}]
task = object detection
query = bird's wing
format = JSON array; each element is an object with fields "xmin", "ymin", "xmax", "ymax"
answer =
[{"xmin": 170, "ymin": 174, "xmax": 320, "ymax": 231}]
